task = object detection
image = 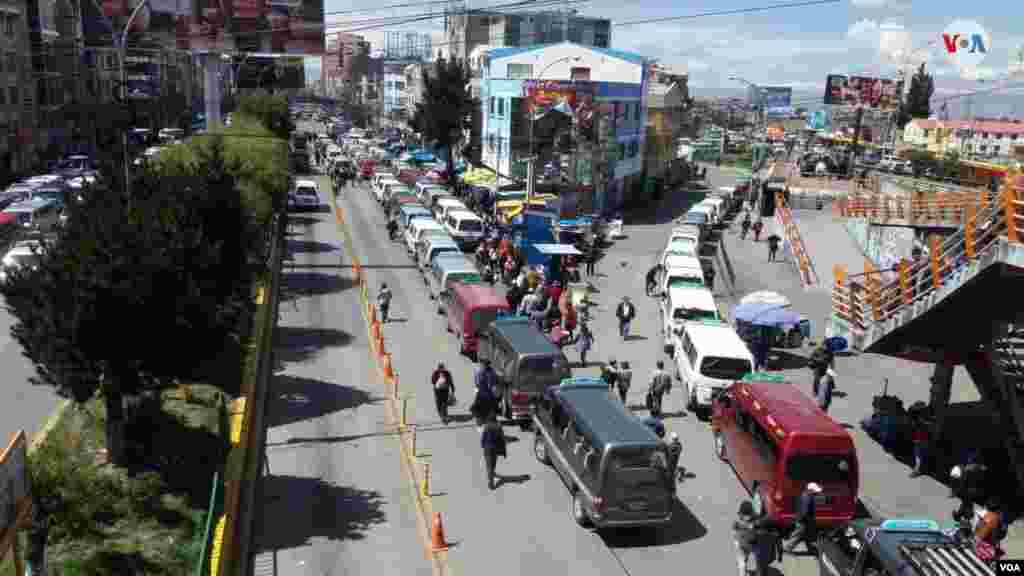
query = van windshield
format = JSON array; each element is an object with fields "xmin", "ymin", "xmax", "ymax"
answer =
[
  {"xmin": 519, "ymin": 355, "xmax": 569, "ymax": 392},
  {"xmin": 608, "ymin": 449, "xmax": 668, "ymax": 497},
  {"xmin": 683, "ymin": 212, "xmax": 707, "ymax": 225},
  {"xmin": 700, "ymin": 356, "xmax": 751, "ymax": 380},
  {"xmin": 447, "ymin": 272, "xmax": 482, "ymax": 286},
  {"xmin": 470, "ymin": 307, "xmax": 500, "ymax": 333},
  {"xmin": 667, "ymin": 275, "xmax": 704, "ymax": 288},
  {"xmin": 785, "ymin": 454, "xmax": 854, "ymax": 484},
  {"xmin": 431, "ymin": 247, "xmax": 459, "ymax": 261},
  {"xmin": 459, "ymin": 219, "xmax": 483, "ymax": 232},
  {"xmin": 673, "ymin": 307, "xmax": 717, "ymax": 321}
]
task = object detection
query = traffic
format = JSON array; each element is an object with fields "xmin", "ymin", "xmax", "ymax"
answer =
[{"xmin": 286, "ymin": 104, "xmax": 1007, "ymax": 576}]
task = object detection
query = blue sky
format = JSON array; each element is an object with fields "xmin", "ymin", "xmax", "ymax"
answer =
[{"xmin": 307, "ymin": 0, "xmax": 1024, "ymax": 111}]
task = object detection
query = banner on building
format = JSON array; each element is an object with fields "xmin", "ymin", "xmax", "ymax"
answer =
[
  {"xmin": 237, "ymin": 55, "xmax": 306, "ymax": 89},
  {"xmin": 522, "ymin": 80, "xmax": 597, "ymax": 142},
  {"xmin": 823, "ymin": 74, "xmax": 903, "ymax": 111},
  {"xmin": 125, "ymin": 53, "xmax": 162, "ymax": 98},
  {"xmin": 758, "ymin": 87, "xmax": 793, "ymax": 117}
]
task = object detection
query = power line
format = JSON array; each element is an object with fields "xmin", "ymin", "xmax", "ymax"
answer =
[{"xmin": 611, "ymin": 0, "xmax": 839, "ymax": 27}]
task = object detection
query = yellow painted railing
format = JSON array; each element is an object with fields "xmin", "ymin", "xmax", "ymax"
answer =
[{"xmin": 832, "ymin": 170, "xmax": 1024, "ymax": 335}]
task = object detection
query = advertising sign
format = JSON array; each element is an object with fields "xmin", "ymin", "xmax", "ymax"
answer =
[
  {"xmin": 522, "ymin": 80, "xmax": 597, "ymax": 142},
  {"xmin": 237, "ymin": 55, "xmax": 305, "ymax": 89},
  {"xmin": 823, "ymin": 75, "xmax": 903, "ymax": 111},
  {"xmin": 125, "ymin": 53, "xmax": 161, "ymax": 98},
  {"xmin": 760, "ymin": 87, "xmax": 793, "ymax": 116}
]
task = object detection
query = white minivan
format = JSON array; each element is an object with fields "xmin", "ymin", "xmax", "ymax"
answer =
[
  {"xmin": 691, "ymin": 201, "xmax": 719, "ymax": 226},
  {"xmin": 659, "ymin": 282, "xmax": 719, "ymax": 352},
  {"xmin": 658, "ymin": 254, "xmax": 705, "ymax": 292},
  {"xmin": 405, "ymin": 218, "xmax": 447, "ymax": 255},
  {"xmin": 374, "ymin": 178, "xmax": 400, "ymax": 203},
  {"xmin": 443, "ymin": 210, "xmax": 485, "ymax": 249},
  {"xmin": 672, "ymin": 319, "xmax": 754, "ymax": 417},
  {"xmin": 434, "ymin": 198, "xmax": 467, "ymax": 222}
]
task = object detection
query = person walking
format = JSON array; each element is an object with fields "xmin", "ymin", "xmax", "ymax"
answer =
[
  {"xmin": 431, "ymin": 362, "xmax": 455, "ymax": 424},
  {"xmin": 602, "ymin": 359, "xmax": 619, "ymax": 393},
  {"xmin": 616, "ymin": 361, "xmax": 633, "ymax": 405},
  {"xmin": 470, "ymin": 372, "xmax": 500, "ymax": 428},
  {"xmin": 576, "ymin": 321, "xmax": 594, "ymax": 367},
  {"xmin": 767, "ymin": 234, "xmax": 781, "ymax": 262},
  {"xmin": 646, "ymin": 264, "xmax": 663, "ymax": 296},
  {"xmin": 647, "ymin": 360, "xmax": 672, "ymax": 417},
  {"xmin": 615, "ymin": 296, "xmax": 636, "ymax": 340},
  {"xmin": 784, "ymin": 483, "xmax": 821, "ymax": 553},
  {"xmin": 752, "ymin": 219, "xmax": 764, "ymax": 242},
  {"xmin": 816, "ymin": 367, "xmax": 836, "ymax": 414},
  {"xmin": 377, "ymin": 283, "xmax": 393, "ymax": 323},
  {"xmin": 480, "ymin": 415, "xmax": 507, "ymax": 490},
  {"xmin": 706, "ymin": 263, "xmax": 716, "ymax": 292},
  {"xmin": 584, "ymin": 244, "xmax": 597, "ymax": 277},
  {"xmin": 666, "ymin": 431, "xmax": 683, "ymax": 484},
  {"xmin": 909, "ymin": 414, "xmax": 930, "ymax": 478},
  {"xmin": 733, "ymin": 501, "xmax": 760, "ymax": 576},
  {"xmin": 741, "ymin": 213, "xmax": 752, "ymax": 239},
  {"xmin": 808, "ymin": 342, "xmax": 834, "ymax": 397}
]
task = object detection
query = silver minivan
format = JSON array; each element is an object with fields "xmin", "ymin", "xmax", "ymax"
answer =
[
  {"xmin": 417, "ymin": 237, "xmax": 462, "ymax": 272},
  {"xmin": 428, "ymin": 254, "xmax": 481, "ymax": 313}
]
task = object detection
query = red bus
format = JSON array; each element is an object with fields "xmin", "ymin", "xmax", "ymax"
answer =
[
  {"xmin": 711, "ymin": 372, "xmax": 859, "ymax": 528},
  {"xmin": 445, "ymin": 282, "xmax": 510, "ymax": 356}
]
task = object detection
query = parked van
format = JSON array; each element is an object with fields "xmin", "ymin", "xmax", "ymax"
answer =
[
  {"xmin": 374, "ymin": 178, "xmax": 400, "ymax": 202},
  {"xmin": 429, "ymin": 254, "xmax": 481, "ymax": 311},
  {"xmin": 444, "ymin": 210, "xmax": 485, "ymax": 249},
  {"xmin": 657, "ymin": 255, "xmax": 706, "ymax": 295},
  {"xmin": 429, "ymin": 193, "xmax": 458, "ymax": 213},
  {"xmin": 436, "ymin": 199, "xmax": 469, "ymax": 223},
  {"xmin": 382, "ymin": 182, "xmax": 413, "ymax": 205},
  {"xmin": 662, "ymin": 239, "xmax": 697, "ymax": 260},
  {"xmin": 418, "ymin": 236, "xmax": 461, "ymax": 271},
  {"xmin": 416, "ymin": 182, "xmax": 448, "ymax": 204},
  {"xmin": 398, "ymin": 205, "xmax": 433, "ymax": 231},
  {"xmin": 667, "ymin": 225, "xmax": 701, "ymax": 247},
  {"xmin": 405, "ymin": 219, "xmax": 447, "ymax": 255},
  {"xmin": 372, "ymin": 171, "xmax": 395, "ymax": 192},
  {"xmin": 695, "ymin": 198, "xmax": 723, "ymax": 225},
  {"xmin": 671, "ymin": 319, "xmax": 753, "ymax": 416},
  {"xmin": 688, "ymin": 203, "xmax": 717, "ymax": 226},
  {"xmin": 532, "ymin": 377, "xmax": 675, "ymax": 529},
  {"xmin": 711, "ymin": 373, "xmax": 859, "ymax": 527},
  {"xmin": 659, "ymin": 283, "xmax": 719, "ymax": 351},
  {"xmin": 2, "ymin": 198, "xmax": 61, "ymax": 233},
  {"xmin": 443, "ymin": 282, "xmax": 510, "ymax": 355},
  {"xmin": 477, "ymin": 317, "xmax": 571, "ymax": 422}
]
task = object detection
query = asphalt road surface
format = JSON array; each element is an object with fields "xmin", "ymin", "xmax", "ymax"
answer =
[
  {"xmin": 0, "ymin": 300, "xmax": 61, "ymax": 443},
  {"xmin": 251, "ymin": 137, "xmax": 431, "ymax": 576}
]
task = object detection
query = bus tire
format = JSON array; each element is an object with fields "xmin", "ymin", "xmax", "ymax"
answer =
[{"xmin": 713, "ymin": 430, "xmax": 728, "ymax": 462}]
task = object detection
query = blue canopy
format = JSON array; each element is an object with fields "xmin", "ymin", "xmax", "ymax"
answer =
[
  {"xmin": 733, "ymin": 302, "xmax": 802, "ymax": 327},
  {"xmin": 411, "ymin": 151, "xmax": 436, "ymax": 162}
]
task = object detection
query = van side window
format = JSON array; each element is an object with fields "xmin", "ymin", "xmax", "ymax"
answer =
[
  {"xmin": 750, "ymin": 418, "xmax": 779, "ymax": 465},
  {"xmin": 550, "ymin": 400, "xmax": 567, "ymax": 431}
]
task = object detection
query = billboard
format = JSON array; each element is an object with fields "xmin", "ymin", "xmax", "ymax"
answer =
[
  {"xmin": 237, "ymin": 55, "xmax": 306, "ymax": 89},
  {"xmin": 81, "ymin": 0, "xmax": 323, "ymax": 53},
  {"xmin": 125, "ymin": 52, "xmax": 162, "ymax": 98},
  {"xmin": 522, "ymin": 80, "xmax": 597, "ymax": 142},
  {"xmin": 760, "ymin": 86, "xmax": 792, "ymax": 116},
  {"xmin": 823, "ymin": 75, "xmax": 903, "ymax": 111}
]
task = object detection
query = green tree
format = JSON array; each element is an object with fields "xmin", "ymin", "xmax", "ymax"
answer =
[
  {"xmin": 896, "ymin": 63, "xmax": 935, "ymax": 129},
  {"xmin": 0, "ymin": 137, "xmax": 259, "ymax": 465},
  {"xmin": 411, "ymin": 56, "xmax": 476, "ymax": 184},
  {"xmin": 238, "ymin": 92, "xmax": 295, "ymax": 141}
]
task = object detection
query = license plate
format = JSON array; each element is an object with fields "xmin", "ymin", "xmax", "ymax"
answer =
[{"xmin": 626, "ymin": 501, "xmax": 648, "ymax": 512}]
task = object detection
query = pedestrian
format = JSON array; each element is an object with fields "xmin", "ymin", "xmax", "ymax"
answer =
[
  {"xmin": 646, "ymin": 264, "xmax": 663, "ymax": 296},
  {"xmin": 733, "ymin": 501, "xmax": 759, "ymax": 576},
  {"xmin": 584, "ymin": 245, "xmax": 597, "ymax": 277},
  {"xmin": 386, "ymin": 217, "xmax": 399, "ymax": 241},
  {"xmin": 816, "ymin": 367, "xmax": 836, "ymax": 413},
  {"xmin": 754, "ymin": 328, "xmax": 771, "ymax": 372},
  {"xmin": 647, "ymin": 360, "xmax": 672, "ymax": 417},
  {"xmin": 741, "ymin": 213, "xmax": 752, "ymax": 239},
  {"xmin": 615, "ymin": 296, "xmax": 636, "ymax": 340},
  {"xmin": 602, "ymin": 359, "xmax": 619, "ymax": 392},
  {"xmin": 706, "ymin": 263, "xmax": 716, "ymax": 292},
  {"xmin": 784, "ymin": 483, "xmax": 821, "ymax": 553},
  {"xmin": 377, "ymin": 283, "xmax": 393, "ymax": 323},
  {"xmin": 752, "ymin": 219, "xmax": 764, "ymax": 242},
  {"xmin": 616, "ymin": 361, "xmax": 633, "ymax": 405},
  {"xmin": 666, "ymin": 431, "xmax": 683, "ymax": 483},
  {"xmin": 480, "ymin": 415, "xmax": 507, "ymax": 490},
  {"xmin": 909, "ymin": 415, "xmax": 930, "ymax": 478},
  {"xmin": 767, "ymin": 234, "xmax": 781, "ymax": 262},
  {"xmin": 809, "ymin": 342, "xmax": 834, "ymax": 397},
  {"xmin": 470, "ymin": 373, "xmax": 499, "ymax": 428},
  {"xmin": 576, "ymin": 321, "xmax": 594, "ymax": 367},
  {"xmin": 431, "ymin": 362, "xmax": 455, "ymax": 424}
]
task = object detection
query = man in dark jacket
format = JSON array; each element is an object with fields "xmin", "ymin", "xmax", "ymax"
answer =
[
  {"xmin": 473, "ymin": 360, "xmax": 501, "ymax": 421},
  {"xmin": 480, "ymin": 415, "xmax": 507, "ymax": 489},
  {"xmin": 431, "ymin": 362, "xmax": 455, "ymax": 424},
  {"xmin": 809, "ymin": 343, "xmax": 834, "ymax": 397},
  {"xmin": 615, "ymin": 296, "xmax": 636, "ymax": 339},
  {"xmin": 784, "ymin": 483, "xmax": 821, "ymax": 553}
]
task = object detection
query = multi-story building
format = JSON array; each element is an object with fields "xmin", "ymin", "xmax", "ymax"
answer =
[
  {"xmin": 446, "ymin": 9, "xmax": 611, "ymax": 62},
  {"xmin": 644, "ymin": 64, "xmax": 688, "ymax": 195},
  {"xmin": 0, "ymin": 0, "xmax": 32, "ymax": 179},
  {"xmin": 403, "ymin": 62, "xmax": 426, "ymax": 113},
  {"xmin": 381, "ymin": 60, "xmax": 411, "ymax": 117},
  {"xmin": 322, "ymin": 32, "xmax": 370, "ymax": 98},
  {"xmin": 480, "ymin": 41, "xmax": 647, "ymax": 214},
  {"xmin": 902, "ymin": 118, "xmax": 1024, "ymax": 159}
]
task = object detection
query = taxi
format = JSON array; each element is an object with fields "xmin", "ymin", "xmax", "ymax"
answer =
[{"xmin": 816, "ymin": 518, "xmax": 993, "ymax": 576}]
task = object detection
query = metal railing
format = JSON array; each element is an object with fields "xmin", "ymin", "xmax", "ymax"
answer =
[
  {"xmin": 837, "ymin": 189, "xmax": 999, "ymax": 225},
  {"xmin": 832, "ymin": 170, "xmax": 1024, "ymax": 338},
  {"xmin": 775, "ymin": 190, "xmax": 819, "ymax": 288}
]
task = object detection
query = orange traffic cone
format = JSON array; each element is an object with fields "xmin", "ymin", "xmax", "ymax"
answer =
[
  {"xmin": 368, "ymin": 303, "xmax": 376, "ymax": 324},
  {"xmin": 382, "ymin": 354, "xmax": 394, "ymax": 379},
  {"xmin": 430, "ymin": 512, "xmax": 449, "ymax": 552},
  {"xmin": 371, "ymin": 321, "xmax": 381, "ymax": 343}
]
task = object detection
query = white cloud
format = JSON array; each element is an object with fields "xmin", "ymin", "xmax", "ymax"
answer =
[
  {"xmin": 850, "ymin": 0, "xmax": 887, "ymax": 6},
  {"xmin": 847, "ymin": 19, "xmax": 879, "ymax": 41},
  {"xmin": 686, "ymin": 58, "xmax": 710, "ymax": 72}
]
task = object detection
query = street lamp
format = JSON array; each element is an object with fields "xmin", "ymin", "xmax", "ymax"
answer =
[
  {"xmin": 728, "ymin": 74, "xmax": 768, "ymax": 141},
  {"xmin": 526, "ymin": 55, "xmax": 581, "ymax": 200},
  {"xmin": 118, "ymin": 0, "xmax": 152, "ymax": 200}
]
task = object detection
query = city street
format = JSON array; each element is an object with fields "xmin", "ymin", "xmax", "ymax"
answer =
[
  {"xmin": 250, "ymin": 165, "xmax": 431, "ymax": 576},
  {"xmin": 0, "ymin": 305, "xmax": 60, "ymax": 443}
]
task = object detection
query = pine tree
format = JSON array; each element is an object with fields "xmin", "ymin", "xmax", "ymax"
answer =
[
  {"xmin": 896, "ymin": 63, "xmax": 935, "ymax": 129},
  {"xmin": 411, "ymin": 56, "xmax": 477, "ymax": 184}
]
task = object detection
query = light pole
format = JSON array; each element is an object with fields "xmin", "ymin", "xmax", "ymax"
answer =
[
  {"xmin": 729, "ymin": 74, "xmax": 768, "ymax": 143},
  {"xmin": 526, "ymin": 55, "xmax": 581, "ymax": 201},
  {"xmin": 113, "ymin": 0, "xmax": 151, "ymax": 201}
]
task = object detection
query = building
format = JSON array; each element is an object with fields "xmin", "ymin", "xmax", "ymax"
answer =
[
  {"xmin": 0, "ymin": 0, "xmax": 33, "ymax": 179},
  {"xmin": 644, "ymin": 65, "xmax": 688, "ymax": 196},
  {"xmin": 902, "ymin": 118, "xmax": 1024, "ymax": 159},
  {"xmin": 384, "ymin": 31, "xmax": 431, "ymax": 61},
  {"xmin": 381, "ymin": 59, "xmax": 412, "ymax": 118},
  {"xmin": 480, "ymin": 41, "xmax": 647, "ymax": 215},
  {"xmin": 446, "ymin": 9, "xmax": 611, "ymax": 62},
  {"xmin": 403, "ymin": 62, "xmax": 426, "ymax": 113}
]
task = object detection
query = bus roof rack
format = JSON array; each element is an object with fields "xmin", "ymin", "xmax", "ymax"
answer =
[
  {"xmin": 898, "ymin": 542, "xmax": 994, "ymax": 576},
  {"xmin": 742, "ymin": 372, "xmax": 787, "ymax": 383}
]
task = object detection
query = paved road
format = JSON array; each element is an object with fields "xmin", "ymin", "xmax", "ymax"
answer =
[
  {"xmin": 0, "ymin": 302, "xmax": 61, "ymax": 443},
  {"xmin": 251, "ymin": 160, "xmax": 430, "ymax": 574}
]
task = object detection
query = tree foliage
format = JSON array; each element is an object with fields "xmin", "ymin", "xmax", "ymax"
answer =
[
  {"xmin": 237, "ymin": 92, "xmax": 295, "ymax": 141},
  {"xmin": 896, "ymin": 63, "xmax": 935, "ymax": 129},
  {"xmin": 1, "ymin": 137, "xmax": 260, "ymax": 462},
  {"xmin": 411, "ymin": 57, "xmax": 476, "ymax": 182}
]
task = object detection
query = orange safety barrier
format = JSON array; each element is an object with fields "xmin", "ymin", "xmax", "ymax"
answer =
[
  {"xmin": 382, "ymin": 353, "xmax": 394, "ymax": 379},
  {"xmin": 368, "ymin": 303, "xmax": 376, "ymax": 325},
  {"xmin": 928, "ymin": 234, "xmax": 942, "ymax": 290},
  {"xmin": 863, "ymin": 259, "xmax": 882, "ymax": 322},
  {"xmin": 371, "ymin": 320, "xmax": 381, "ymax": 343},
  {"xmin": 377, "ymin": 333, "xmax": 385, "ymax": 355},
  {"xmin": 1005, "ymin": 178, "xmax": 1020, "ymax": 244},
  {"xmin": 965, "ymin": 202, "xmax": 977, "ymax": 259},
  {"xmin": 898, "ymin": 261, "xmax": 912, "ymax": 305}
]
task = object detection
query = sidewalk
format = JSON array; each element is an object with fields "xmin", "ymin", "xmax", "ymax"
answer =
[{"xmin": 250, "ymin": 177, "xmax": 430, "ymax": 576}]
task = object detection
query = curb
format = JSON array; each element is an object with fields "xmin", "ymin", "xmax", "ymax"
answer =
[{"xmin": 329, "ymin": 188, "xmax": 449, "ymax": 576}]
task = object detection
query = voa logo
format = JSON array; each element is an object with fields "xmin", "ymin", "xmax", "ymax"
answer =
[
  {"xmin": 995, "ymin": 559, "xmax": 1024, "ymax": 574},
  {"xmin": 942, "ymin": 20, "xmax": 991, "ymax": 77}
]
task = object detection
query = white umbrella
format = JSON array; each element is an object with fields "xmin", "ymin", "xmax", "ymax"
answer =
[{"xmin": 739, "ymin": 290, "xmax": 790, "ymax": 307}]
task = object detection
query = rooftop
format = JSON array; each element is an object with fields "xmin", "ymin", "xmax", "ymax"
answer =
[
  {"xmin": 487, "ymin": 41, "xmax": 645, "ymax": 65},
  {"xmin": 907, "ymin": 118, "xmax": 1024, "ymax": 135}
]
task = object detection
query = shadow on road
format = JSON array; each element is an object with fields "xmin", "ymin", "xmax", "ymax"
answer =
[
  {"xmin": 253, "ymin": 475, "xmax": 387, "ymax": 552},
  {"xmin": 600, "ymin": 499, "xmax": 708, "ymax": 548},
  {"xmin": 265, "ymin": 375, "xmax": 380, "ymax": 428},
  {"xmin": 280, "ymin": 272, "xmax": 358, "ymax": 301},
  {"xmin": 626, "ymin": 185, "xmax": 710, "ymax": 226},
  {"xmin": 276, "ymin": 326, "xmax": 354, "ymax": 365},
  {"xmin": 288, "ymin": 215, "xmax": 320, "ymax": 228},
  {"xmin": 287, "ymin": 239, "xmax": 339, "ymax": 254}
]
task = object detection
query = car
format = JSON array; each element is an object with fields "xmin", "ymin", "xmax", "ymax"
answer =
[
  {"xmin": 0, "ymin": 240, "xmax": 46, "ymax": 283},
  {"xmin": 288, "ymin": 180, "xmax": 321, "ymax": 211}
]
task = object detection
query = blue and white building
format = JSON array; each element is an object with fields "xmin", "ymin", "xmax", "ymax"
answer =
[{"xmin": 479, "ymin": 42, "xmax": 648, "ymax": 214}]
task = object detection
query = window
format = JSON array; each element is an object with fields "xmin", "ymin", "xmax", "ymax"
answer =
[
  {"xmin": 497, "ymin": 97, "xmax": 504, "ymax": 116},
  {"xmin": 5, "ymin": 51, "xmax": 15, "ymax": 73},
  {"xmin": 489, "ymin": 96, "xmax": 495, "ymax": 115},
  {"xmin": 594, "ymin": 33, "xmax": 608, "ymax": 47},
  {"xmin": 507, "ymin": 63, "xmax": 532, "ymax": 79},
  {"xmin": 9, "ymin": 85, "xmax": 16, "ymax": 106},
  {"xmin": 785, "ymin": 454, "xmax": 852, "ymax": 484},
  {"xmin": 4, "ymin": 15, "xmax": 14, "ymax": 36},
  {"xmin": 923, "ymin": 129, "xmax": 929, "ymax": 138},
  {"xmin": 570, "ymin": 67, "xmax": 590, "ymax": 81}
]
